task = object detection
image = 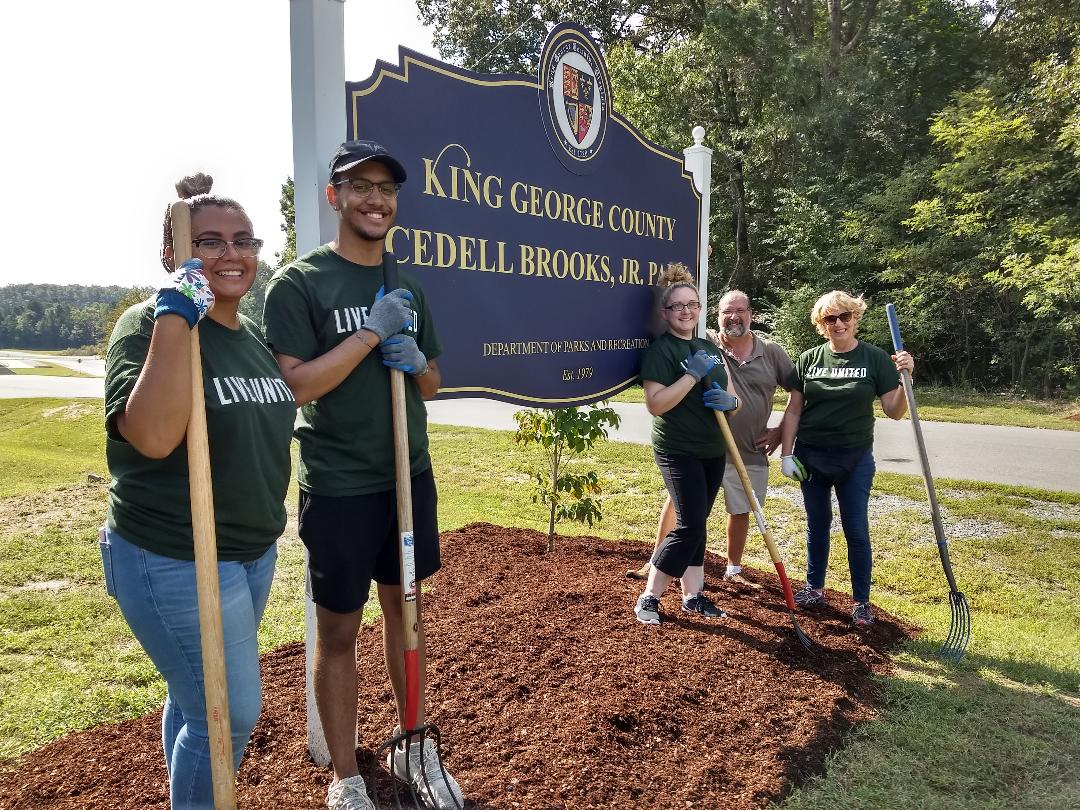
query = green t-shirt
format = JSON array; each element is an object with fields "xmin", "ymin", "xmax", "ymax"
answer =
[
  {"xmin": 639, "ymin": 332, "xmax": 730, "ymax": 458},
  {"xmin": 788, "ymin": 341, "xmax": 900, "ymax": 448},
  {"xmin": 262, "ymin": 246, "xmax": 442, "ymax": 496},
  {"xmin": 104, "ymin": 304, "xmax": 297, "ymax": 561}
]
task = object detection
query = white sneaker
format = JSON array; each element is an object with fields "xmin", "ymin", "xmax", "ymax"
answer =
[
  {"xmin": 327, "ymin": 774, "xmax": 375, "ymax": 810},
  {"xmin": 388, "ymin": 734, "xmax": 464, "ymax": 809}
]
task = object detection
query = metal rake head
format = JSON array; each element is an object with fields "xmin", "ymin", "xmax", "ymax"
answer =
[
  {"xmin": 372, "ymin": 724, "xmax": 463, "ymax": 810},
  {"xmin": 790, "ymin": 613, "xmax": 818, "ymax": 655},
  {"xmin": 938, "ymin": 590, "xmax": 971, "ymax": 663}
]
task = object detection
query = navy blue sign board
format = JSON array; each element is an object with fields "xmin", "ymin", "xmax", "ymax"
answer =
[{"xmin": 346, "ymin": 23, "xmax": 701, "ymax": 406}]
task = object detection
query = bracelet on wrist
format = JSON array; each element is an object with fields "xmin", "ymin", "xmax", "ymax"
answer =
[{"xmin": 356, "ymin": 329, "xmax": 378, "ymax": 349}]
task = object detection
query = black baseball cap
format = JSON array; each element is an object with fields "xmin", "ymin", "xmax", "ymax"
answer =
[{"xmin": 329, "ymin": 140, "xmax": 407, "ymax": 183}]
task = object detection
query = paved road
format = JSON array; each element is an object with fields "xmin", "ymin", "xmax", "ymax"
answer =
[
  {"xmin": 0, "ymin": 375, "xmax": 105, "ymax": 399},
  {"xmin": 2, "ymin": 371, "xmax": 1077, "ymax": 493},
  {"xmin": 427, "ymin": 398, "xmax": 1080, "ymax": 494}
]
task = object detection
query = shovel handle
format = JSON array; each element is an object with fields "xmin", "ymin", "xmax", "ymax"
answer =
[
  {"xmin": 383, "ymin": 252, "xmax": 421, "ymax": 731},
  {"xmin": 172, "ymin": 201, "xmax": 235, "ymax": 809},
  {"xmin": 714, "ymin": 411, "xmax": 797, "ymax": 612}
]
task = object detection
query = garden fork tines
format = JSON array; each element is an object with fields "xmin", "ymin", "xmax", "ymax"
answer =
[
  {"xmin": 940, "ymin": 588, "xmax": 971, "ymax": 662},
  {"xmin": 372, "ymin": 725, "xmax": 462, "ymax": 810}
]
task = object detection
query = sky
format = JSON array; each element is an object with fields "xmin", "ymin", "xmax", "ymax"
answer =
[{"xmin": 0, "ymin": 1, "xmax": 438, "ymax": 289}]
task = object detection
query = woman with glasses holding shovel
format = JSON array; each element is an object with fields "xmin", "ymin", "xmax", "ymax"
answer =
[
  {"xmin": 100, "ymin": 175, "xmax": 296, "ymax": 808},
  {"xmin": 779, "ymin": 290, "xmax": 914, "ymax": 626},
  {"xmin": 633, "ymin": 263, "xmax": 742, "ymax": 625}
]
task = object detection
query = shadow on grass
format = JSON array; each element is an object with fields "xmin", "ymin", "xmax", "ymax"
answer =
[{"xmin": 775, "ymin": 643, "xmax": 1080, "ymax": 809}]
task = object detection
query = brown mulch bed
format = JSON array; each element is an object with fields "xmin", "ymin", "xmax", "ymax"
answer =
[{"xmin": 0, "ymin": 522, "xmax": 916, "ymax": 809}]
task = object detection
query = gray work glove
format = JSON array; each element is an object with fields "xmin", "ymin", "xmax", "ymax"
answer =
[
  {"xmin": 363, "ymin": 287, "xmax": 414, "ymax": 341},
  {"xmin": 380, "ymin": 334, "xmax": 429, "ymax": 375},
  {"xmin": 703, "ymin": 381, "xmax": 740, "ymax": 412},
  {"xmin": 684, "ymin": 350, "xmax": 716, "ymax": 382}
]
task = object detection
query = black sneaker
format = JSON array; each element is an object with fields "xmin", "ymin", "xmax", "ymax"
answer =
[
  {"xmin": 851, "ymin": 602, "xmax": 875, "ymax": 626},
  {"xmin": 682, "ymin": 592, "xmax": 727, "ymax": 618},
  {"xmin": 635, "ymin": 594, "xmax": 661, "ymax": 625},
  {"xmin": 794, "ymin": 585, "xmax": 824, "ymax": 608}
]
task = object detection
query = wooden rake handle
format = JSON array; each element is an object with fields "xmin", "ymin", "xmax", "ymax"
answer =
[
  {"xmin": 171, "ymin": 201, "xmax": 235, "ymax": 809},
  {"xmin": 714, "ymin": 410, "xmax": 798, "ymax": 612},
  {"xmin": 382, "ymin": 252, "xmax": 422, "ymax": 732}
]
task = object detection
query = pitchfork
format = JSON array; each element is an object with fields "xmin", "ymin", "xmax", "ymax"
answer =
[
  {"xmin": 372, "ymin": 252, "xmax": 463, "ymax": 810},
  {"xmin": 714, "ymin": 410, "xmax": 817, "ymax": 654},
  {"xmin": 886, "ymin": 304, "xmax": 971, "ymax": 662}
]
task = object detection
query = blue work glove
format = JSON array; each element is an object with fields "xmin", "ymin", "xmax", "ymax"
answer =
[
  {"xmin": 684, "ymin": 350, "xmax": 716, "ymax": 381},
  {"xmin": 154, "ymin": 259, "xmax": 214, "ymax": 328},
  {"xmin": 782, "ymin": 455, "xmax": 808, "ymax": 482},
  {"xmin": 363, "ymin": 287, "xmax": 413, "ymax": 341},
  {"xmin": 380, "ymin": 334, "xmax": 429, "ymax": 375},
  {"xmin": 703, "ymin": 381, "xmax": 740, "ymax": 412}
]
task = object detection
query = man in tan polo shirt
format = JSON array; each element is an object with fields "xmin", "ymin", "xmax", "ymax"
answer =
[{"xmin": 628, "ymin": 289, "xmax": 796, "ymax": 589}]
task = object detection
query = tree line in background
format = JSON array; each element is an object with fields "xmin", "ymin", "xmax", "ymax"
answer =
[
  {"xmin": 4, "ymin": 2, "xmax": 1076, "ymax": 396},
  {"xmin": 415, "ymin": 0, "xmax": 1079, "ymax": 396},
  {"xmin": 0, "ymin": 261, "xmax": 275, "ymax": 354},
  {"xmin": 0, "ymin": 285, "xmax": 142, "ymax": 351}
]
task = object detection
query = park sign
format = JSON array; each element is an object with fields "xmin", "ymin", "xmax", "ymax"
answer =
[{"xmin": 346, "ymin": 23, "xmax": 701, "ymax": 406}]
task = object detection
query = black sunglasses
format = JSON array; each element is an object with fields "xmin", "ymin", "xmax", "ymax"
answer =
[{"xmin": 823, "ymin": 312, "xmax": 853, "ymax": 325}]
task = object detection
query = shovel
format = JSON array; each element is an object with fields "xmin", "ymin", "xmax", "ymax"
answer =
[
  {"xmin": 714, "ymin": 410, "xmax": 817, "ymax": 654},
  {"xmin": 886, "ymin": 304, "xmax": 971, "ymax": 662},
  {"xmin": 372, "ymin": 252, "xmax": 461, "ymax": 810},
  {"xmin": 171, "ymin": 201, "xmax": 236, "ymax": 808}
]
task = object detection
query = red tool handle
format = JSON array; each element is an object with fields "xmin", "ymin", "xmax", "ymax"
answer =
[{"xmin": 383, "ymin": 251, "xmax": 421, "ymax": 731}]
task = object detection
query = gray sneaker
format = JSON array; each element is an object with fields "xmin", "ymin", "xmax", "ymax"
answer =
[
  {"xmin": 635, "ymin": 593, "xmax": 661, "ymax": 624},
  {"xmin": 851, "ymin": 601, "xmax": 875, "ymax": 626},
  {"xmin": 794, "ymin": 585, "xmax": 824, "ymax": 607},
  {"xmin": 388, "ymin": 734, "xmax": 464, "ymax": 810},
  {"xmin": 327, "ymin": 775, "xmax": 375, "ymax": 810},
  {"xmin": 682, "ymin": 592, "xmax": 727, "ymax": 618}
]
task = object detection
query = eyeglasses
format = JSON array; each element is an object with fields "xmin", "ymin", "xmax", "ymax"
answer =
[
  {"xmin": 335, "ymin": 179, "xmax": 402, "ymax": 199},
  {"xmin": 665, "ymin": 301, "xmax": 702, "ymax": 313},
  {"xmin": 192, "ymin": 238, "xmax": 264, "ymax": 259},
  {"xmin": 823, "ymin": 311, "xmax": 853, "ymax": 325},
  {"xmin": 720, "ymin": 307, "xmax": 750, "ymax": 316}
]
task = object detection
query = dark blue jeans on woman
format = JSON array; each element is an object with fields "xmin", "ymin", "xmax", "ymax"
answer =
[{"xmin": 799, "ymin": 445, "xmax": 876, "ymax": 604}]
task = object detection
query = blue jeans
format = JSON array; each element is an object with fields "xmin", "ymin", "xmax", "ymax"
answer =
[
  {"xmin": 100, "ymin": 528, "xmax": 276, "ymax": 810},
  {"xmin": 799, "ymin": 447, "xmax": 875, "ymax": 603}
]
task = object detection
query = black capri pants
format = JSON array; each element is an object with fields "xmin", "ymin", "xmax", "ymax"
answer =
[{"xmin": 651, "ymin": 451, "xmax": 726, "ymax": 578}]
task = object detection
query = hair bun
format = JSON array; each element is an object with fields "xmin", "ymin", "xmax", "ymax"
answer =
[
  {"xmin": 175, "ymin": 173, "xmax": 214, "ymax": 199},
  {"xmin": 660, "ymin": 261, "xmax": 695, "ymax": 287}
]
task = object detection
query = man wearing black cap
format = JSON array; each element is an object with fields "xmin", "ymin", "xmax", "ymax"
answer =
[{"xmin": 263, "ymin": 141, "xmax": 461, "ymax": 810}]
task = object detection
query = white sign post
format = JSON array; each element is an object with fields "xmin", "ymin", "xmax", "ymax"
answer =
[
  {"xmin": 289, "ymin": 0, "xmax": 346, "ymax": 767},
  {"xmin": 683, "ymin": 125, "xmax": 713, "ymax": 337}
]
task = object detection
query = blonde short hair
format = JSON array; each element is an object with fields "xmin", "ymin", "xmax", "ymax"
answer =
[{"xmin": 810, "ymin": 290, "xmax": 868, "ymax": 337}]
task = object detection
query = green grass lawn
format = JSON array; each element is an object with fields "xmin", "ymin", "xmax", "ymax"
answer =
[
  {"xmin": 9, "ymin": 364, "xmax": 93, "ymax": 378},
  {"xmin": 1, "ymin": 399, "xmax": 1078, "ymax": 808},
  {"xmin": 611, "ymin": 384, "xmax": 1080, "ymax": 432}
]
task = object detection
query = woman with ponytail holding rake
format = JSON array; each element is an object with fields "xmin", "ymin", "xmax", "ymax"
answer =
[
  {"xmin": 633, "ymin": 263, "xmax": 741, "ymax": 625},
  {"xmin": 99, "ymin": 175, "xmax": 296, "ymax": 808}
]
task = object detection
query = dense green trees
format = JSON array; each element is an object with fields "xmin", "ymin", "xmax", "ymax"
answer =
[
  {"xmin": 0, "ymin": 285, "xmax": 146, "ymax": 350},
  {"xmin": 417, "ymin": 0, "xmax": 1079, "ymax": 394}
]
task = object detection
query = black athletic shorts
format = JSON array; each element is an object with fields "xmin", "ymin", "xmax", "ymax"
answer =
[{"xmin": 297, "ymin": 467, "xmax": 441, "ymax": 614}]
